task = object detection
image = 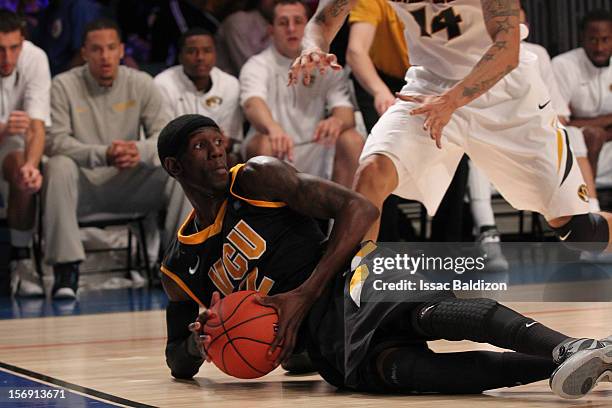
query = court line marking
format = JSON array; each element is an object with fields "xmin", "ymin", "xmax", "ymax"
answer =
[
  {"xmin": 0, "ymin": 336, "xmax": 166, "ymax": 350},
  {"xmin": 0, "ymin": 361, "xmax": 157, "ymax": 408}
]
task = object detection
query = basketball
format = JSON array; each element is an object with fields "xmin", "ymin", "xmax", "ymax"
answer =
[{"xmin": 203, "ymin": 290, "xmax": 282, "ymax": 379}]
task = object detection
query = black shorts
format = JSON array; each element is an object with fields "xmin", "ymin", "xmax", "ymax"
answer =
[{"xmin": 305, "ymin": 245, "xmax": 455, "ymax": 391}]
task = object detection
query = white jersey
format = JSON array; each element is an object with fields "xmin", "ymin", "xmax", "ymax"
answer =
[
  {"xmin": 389, "ymin": 0, "xmax": 492, "ymax": 80},
  {"xmin": 0, "ymin": 40, "xmax": 51, "ymax": 125},
  {"xmin": 552, "ymin": 48, "xmax": 612, "ymax": 119},
  {"xmin": 522, "ymin": 42, "xmax": 571, "ymax": 118},
  {"xmin": 154, "ymin": 66, "xmax": 243, "ymax": 141},
  {"xmin": 240, "ymin": 45, "xmax": 354, "ymax": 180}
]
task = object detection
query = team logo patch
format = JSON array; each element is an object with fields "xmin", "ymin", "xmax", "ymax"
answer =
[
  {"xmin": 348, "ymin": 241, "xmax": 378, "ymax": 307},
  {"xmin": 205, "ymin": 96, "xmax": 223, "ymax": 107},
  {"xmin": 349, "ymin": 264, "xmax": 369, "ymax": 308},
  {"xmin": 578, "ymin": 184, "xmax": 589, "ymax": 203}
]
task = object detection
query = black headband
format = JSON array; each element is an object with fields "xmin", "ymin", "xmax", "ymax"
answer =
[{"xmin": 157, "ymin": 114, "xmax": 221, "ymax": 166}]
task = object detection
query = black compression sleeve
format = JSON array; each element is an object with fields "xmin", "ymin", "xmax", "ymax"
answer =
[
  {"xmin": 413, "ymin": 298, "xmax": 568, "ymax": 358},
  {"xmin": 380, "ymin": 348, "xmax": 556, "ymax": 394},
  {"xmin": 165, "ymin": 301, "xmax": 204, "ymax": 379}
]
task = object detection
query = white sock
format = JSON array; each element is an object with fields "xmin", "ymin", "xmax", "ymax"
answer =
[
  {"xmin": 10, "ymin": 229, "xmax": 32, "ymax": 248},
  {"xmin": 471, "ymin": 199, "xmax": 496, "ymax": 232}
]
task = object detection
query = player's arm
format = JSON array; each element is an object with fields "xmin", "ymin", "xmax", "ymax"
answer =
[
  {"xmin": 447, "ymin": 0, "xmax": 521, "ymax": 107},
  {"xmin": 17, "ymin": 118, "xmax": 45, "ymax": 193},
  {"xmin": 314, "ymin": 106, "xmax": 355, "ymax": 145},
  {"xmin": 289, "ymin": 0, "xmax": 358, "ymax": 85},
  {"xmin": 346, "ymin": 22, "xmax": 396, "ymax": 115},
  {"xmin": 23, "ymin": 119, "xmax": 44, "ymax": 169},
  {"xmin": 397, "ymin": 0, "xmax": 520, "ymax": 148},
  {"xmin": 243, "ymin": 97, "xmax": 294, "ymax": 160},
  {"xmin": 237, "ymin": 157, "xmax": 379, "ymax": 363},
  {"xmin": 161, "ymin": 273, "xmax": 205, "ymax": 379}
]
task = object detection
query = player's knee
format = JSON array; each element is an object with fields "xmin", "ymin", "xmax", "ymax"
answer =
[
  {"xmin": 2, "ymin": 150, "xmax": 24, "ymax": 183},
  {"xmin": 354, "ymin": 155, "xmax": 397, "ymax": 195},
  {"xmin": 336, "ymin": 128, "xmax": 364, "ymax": 157},
  {"xmin": 44, "ymin": 155, "xmax": 78, "ymax": 188},
  {"xmin": 552, "ymin": 213, "xmax": 609, "ymax": 252},
  {"xmin": 413, "ymin": 297, "xmax": 498, "ymax": 341}
]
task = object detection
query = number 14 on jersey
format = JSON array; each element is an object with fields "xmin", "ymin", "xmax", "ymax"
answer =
[{"xmin": 411, "ymin": 6, "xmax": 463, "ymax": 40}]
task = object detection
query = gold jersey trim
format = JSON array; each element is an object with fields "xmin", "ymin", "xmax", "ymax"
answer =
[
  {"xmin": 177, "ymin": 201, "xmax": 227, "ymax": 245},
  {"xmin": 229, "ymin": 163, "xmax": 287, "ymax": 208},
  {"xmin": 160, "ymin": 264, "xmax": 205, "ymax": 307}
]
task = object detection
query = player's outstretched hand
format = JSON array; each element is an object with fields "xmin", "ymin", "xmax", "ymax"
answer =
[
  {"xmin": 288, "ymin": 47, "xmax": 342, "ymax": 87},
  {"xmin": 189, "ymin": 291, "xmax": 221, "ymax": 362},
  {"xmin": 255, "ymin": 289, "xmax": 314, "ymax": 366},
  {"xmin": 396, "ymin": 92, "xmax": 458, "ymax": 149}
]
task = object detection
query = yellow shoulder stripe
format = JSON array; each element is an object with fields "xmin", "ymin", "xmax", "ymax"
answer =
[{"xmin": 229, "ymin": 163, "xmax": 287, "ymax": 208}]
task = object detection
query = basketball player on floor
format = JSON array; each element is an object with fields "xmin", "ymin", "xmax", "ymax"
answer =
[{"xmin": 158, "ymin": 114, "xmax": 611, "ymax": 399}]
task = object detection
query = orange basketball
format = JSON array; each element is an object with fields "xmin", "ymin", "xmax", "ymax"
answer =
[{"xmin": 204, "ymin": 290, "xmax": 282, "ymax": 379}]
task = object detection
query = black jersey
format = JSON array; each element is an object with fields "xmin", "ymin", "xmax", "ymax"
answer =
[{"xmin": 161, "ymin": 164, "xmax": 327, "ymax": 307}]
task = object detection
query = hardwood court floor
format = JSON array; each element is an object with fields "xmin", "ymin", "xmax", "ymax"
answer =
[{"xmin": 0, "ymin": 299, "xmax": 611, "ymax": 407}]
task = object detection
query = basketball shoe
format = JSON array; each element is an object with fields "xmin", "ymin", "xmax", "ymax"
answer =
[
  {"xmin": 550, "ymin": 337, "xmax": 612, "ymax": 399},
  {"xmin": 10, "ymin": 258, "xmax": 44, "ymax": 297},
  {"xmin": 477, "ymin": 228, "xmax": 509, "ymax": 273}
]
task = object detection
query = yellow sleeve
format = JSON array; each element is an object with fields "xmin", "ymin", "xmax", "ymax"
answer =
[{"xmin": 348, "ymin": 0, "xmax": 383, "ymax": 25}]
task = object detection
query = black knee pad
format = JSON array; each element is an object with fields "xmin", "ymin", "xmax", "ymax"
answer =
[
  {"xmin": 415, "ymin": 298, "xmax": 498, "ymax": 342},
  {"xmin": 553, "ymin": 213, "xmax": 609, "ymax": 252}
]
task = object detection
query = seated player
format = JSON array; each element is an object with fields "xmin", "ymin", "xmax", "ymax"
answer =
[
  {"xmin": 0, "ymin": 10, "xmax": 50, "ymax": 297},
  {"xmin": 154, "ymin": 27, "xmax": 243, "ymax": 166},
  {"xmin": 240, "ymin": 0, "xmax": 363, "ymax": 188},
  {"xmin": 158, "ymin": 114, "xmax": 612, "ymax": 399},
  {"xmin": 552, "ymin": 10, "xmax": 612, "ymax": 186},
  {"xmin": 44, "ymin": 18, "xmax": 190, "ymax": 299}
]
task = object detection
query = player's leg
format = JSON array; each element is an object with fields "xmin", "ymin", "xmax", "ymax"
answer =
[
  {"xmin": 332, "ymin": 128, "xmax": 364, "ymax": 188},
  {"xmin": 541, "ymin": 140, "xmax": 611, "ymax": 252},
  {"xmin": 354, "ymin": 82, "xmax": 466, "ymax": 242},
  {"xmin": 409, "ymin": 297, "xmax": 612, "ymax": 398},
  {"xmin": 464, "ymin": 61, "xmax": 611, "ymax": 252},
  {"xmin": 468, "ymin": 160, "xmax": 495, "ymax": 233},
  {"xmin": 0, "ymin": 140, "xmax": 42, "ymax": 297},
  {"xmin": 567, "ymin": 126, "xmax": 600, "ymax": 212},
  {"xmin": 582, "ymin": 126, "xmax": 610, "ymax": 181},
  {"xmin": 352, "ymin": 154, "xmax": 398, "ymax": 241},
  {"xmin": 411, "ymin": 298, "xmax": 572, "ymax": 358},
  {"xmin": 467, "ymin": 160, "xmax": 508, "ymax": 271},
  {"xmin": 373, "ymin": 346, "xmax": 556, "ymax": 394}
]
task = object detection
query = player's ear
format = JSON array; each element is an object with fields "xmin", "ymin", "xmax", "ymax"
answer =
[{"xmin": 164, "ymin": 157, "xmax": 182, "ymax": 178}]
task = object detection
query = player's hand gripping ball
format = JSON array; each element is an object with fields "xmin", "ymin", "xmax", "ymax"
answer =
[{"xmin": 204, "ymin": 290, "xmax": 282, "ymax": 379}]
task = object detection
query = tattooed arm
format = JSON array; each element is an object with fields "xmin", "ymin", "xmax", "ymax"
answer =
[
  {"xmin": 289, "ymin": 0, "xmax": 357, "ymax": 85},
  {"xmin": 237, "ymin": 156, "xmax": 378, "ymax": 363},
  {"xmin": 397, "ymin": 0, "xmax": 521, "ymax": 148},
  {"xmin": 448, "ymin": 0, "xmax": 521, "ymax": 105},
  {"xmin": 303, "ymin": 0, "xmax": 357, "ymax": 51}
]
